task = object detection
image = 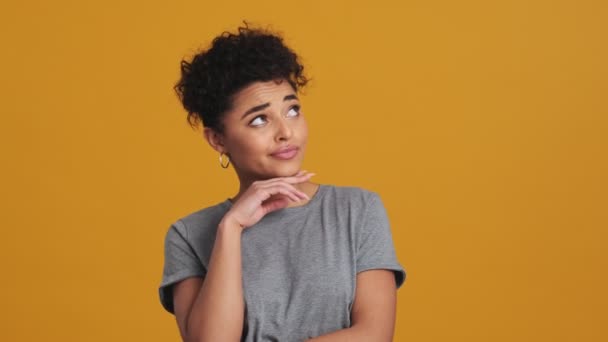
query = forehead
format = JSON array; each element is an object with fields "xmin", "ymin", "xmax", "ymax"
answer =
[{"xmin": 230, "ymin": 79, "xmax": 296, "ymax": 109}]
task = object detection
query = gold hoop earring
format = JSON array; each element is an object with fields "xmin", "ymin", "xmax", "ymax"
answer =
[{"xmin": 219, "ymin": 152, "xmax": 230, "ymax": 169}]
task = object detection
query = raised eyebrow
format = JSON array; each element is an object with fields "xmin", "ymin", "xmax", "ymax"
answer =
[
  {"xmin": 241, "ymin": 103, "xmax": 270, "ymax": 120},
  {"xmin": 241, "ymin": 94, "xmax": 299, "ymax": 120}
]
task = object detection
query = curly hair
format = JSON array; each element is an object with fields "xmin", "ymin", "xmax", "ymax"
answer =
[{"xmin": 174, "ymin": 23, "xmax": 309, "ymax": 133}]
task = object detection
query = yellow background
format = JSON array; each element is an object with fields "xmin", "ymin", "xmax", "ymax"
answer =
[{"xmin": 1, "ymin": 0, "xmax": 606, "ymax": 341}]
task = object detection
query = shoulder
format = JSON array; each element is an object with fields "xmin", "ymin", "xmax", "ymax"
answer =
[
  {"xmin": 322, "ymin": 184, "xmax": 382, "ymax": 209},
  {"xmin": 165, "ymin": 200, "xmax": 231, "ymax": 242}
]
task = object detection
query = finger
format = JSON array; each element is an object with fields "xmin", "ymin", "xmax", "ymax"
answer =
[
  {"xmin": 264, "ymin": 172, "xmax": 315, "ymax": 185},
  {"xmin": 254, "ymin": 172, "xmax": 312, "ymax": 186},
  {"xmin": 275, "ymin": 184, "xmax": 309, "ymax": 201},
  {"xmin": 259, "ymin": 185, "xmax": 302, "ymax": 203},
  {"xmin": 262, "ymin": 197, "xmax": 290, "ymax": 214},
  {"xmin": 288, "ymin": 172, "xmax": 315, "ymax": 183},
  {"xmin": 257, "ymin": 182, "xmax": 309, "ymax": 201}
]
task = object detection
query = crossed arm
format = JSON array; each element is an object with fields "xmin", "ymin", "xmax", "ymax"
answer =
[
  {"xmin": 305, "ymin": 269, "xmax": 398, "ymax": 342},
  {"xmin": 173, "ymin": 268, "xmax": 398, "ymax": 342}
]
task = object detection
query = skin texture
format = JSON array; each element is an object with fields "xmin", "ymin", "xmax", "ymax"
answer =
[
  {"xmin": 170, "ymin": 78, "xmax": 398, "ymax": 341},
  {"xmin": 204, "ymin": 78, "xmax": 313, "ymax": 205}
]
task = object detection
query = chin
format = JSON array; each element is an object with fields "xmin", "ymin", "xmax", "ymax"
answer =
[{"xmin": 266, "ymin": 163, "xmax": 302, "ymax": 178}]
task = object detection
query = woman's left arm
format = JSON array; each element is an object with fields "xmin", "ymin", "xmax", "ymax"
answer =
[{"xmin": 306, "ymin": 269, "xmax": 398, "ymax": 342}]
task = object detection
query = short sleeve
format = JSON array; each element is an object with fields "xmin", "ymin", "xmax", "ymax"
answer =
[
  {"xmin": 356, "ymin": 192, "xmax": 407, "ymax": 288},
  {"xmin": 158, "ymin": 220, "xmax": 206, "ymax": 314}
]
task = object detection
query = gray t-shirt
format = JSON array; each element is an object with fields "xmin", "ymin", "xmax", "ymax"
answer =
[{"xmin": 159, "ymin": 184, "xmax": 406, "ymax": 341}]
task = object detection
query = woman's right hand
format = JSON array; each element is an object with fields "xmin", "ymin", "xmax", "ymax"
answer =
[{"xmin": 221, "ymin": 170, "xmax": 315, "ymax": 231}]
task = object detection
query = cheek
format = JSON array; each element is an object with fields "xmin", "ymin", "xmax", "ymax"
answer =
[
  {"xmin": 226, "ymin": 130, "xmax": 270, "ymax": 159},
  {"xmin": 298, "ymin": 119, "xmax": 309, "ymax": 143}
]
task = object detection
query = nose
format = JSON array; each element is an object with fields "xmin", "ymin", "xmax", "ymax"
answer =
[{"xmin": 275, "ymin": 117, "xmax": 293, "ymax": 142}]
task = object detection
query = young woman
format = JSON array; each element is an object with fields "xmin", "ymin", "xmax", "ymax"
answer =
[{"xmin": 159, "ymin": 23, "xmax": 406, "ymax": 342}]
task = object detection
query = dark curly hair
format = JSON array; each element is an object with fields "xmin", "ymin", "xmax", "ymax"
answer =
[{"xmin": 174, "ymin": 23, "xmax": 309, "ymax": 133}]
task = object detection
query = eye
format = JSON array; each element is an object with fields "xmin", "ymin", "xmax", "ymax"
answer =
[
  {"xmin": 249, "ymin": 115, "xmax": 267, "ymax": 127},
  {"xmin": 286, "ymin": 105, "xmax": 301, "ymax": 117}
]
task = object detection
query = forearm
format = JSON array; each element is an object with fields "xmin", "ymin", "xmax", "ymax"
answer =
[
  {"xmin": 187, "ymin": 220, "xmax": 244, "ymax": 341},
  {"xmin": 306, "ymin": 324, "xmax": 389, "ymax": 342},
  {"xmin": 305, "ymin": 326, "xmax": 358, "ymax": 342}
]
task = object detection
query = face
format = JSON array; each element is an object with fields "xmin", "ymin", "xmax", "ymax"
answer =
[{"xmin": 205, "ymin": 79, "xmax": 308, "ymax": 181}]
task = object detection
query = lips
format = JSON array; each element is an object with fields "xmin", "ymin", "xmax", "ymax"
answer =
[{"xmin": 270, "ymin": 146, "xmax": 299, "ymax": 160}]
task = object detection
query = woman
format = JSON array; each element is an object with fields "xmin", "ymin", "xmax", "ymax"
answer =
[{"xmin": 159, "ymin": 23, "xmax": 406, "ymax": 342}]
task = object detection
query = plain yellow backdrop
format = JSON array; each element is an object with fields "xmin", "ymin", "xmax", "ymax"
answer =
[{"xmin": 1, "ymin": 0, "xmax": 606, "ymax": 341}]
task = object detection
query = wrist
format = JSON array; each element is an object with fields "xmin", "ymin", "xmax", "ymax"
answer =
[{"xmin": 218, "ymin": 215, "xmax": 243, "ymax": 234}]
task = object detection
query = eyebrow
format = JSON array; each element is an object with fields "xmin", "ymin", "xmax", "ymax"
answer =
[{"xmin": 241, "ymin": 94, "xmax": 299, "ymax": 120}]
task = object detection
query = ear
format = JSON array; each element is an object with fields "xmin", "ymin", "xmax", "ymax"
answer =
[{"xmin": 203, "ymin": 127, "xmax": 226, "ymax": 154}]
